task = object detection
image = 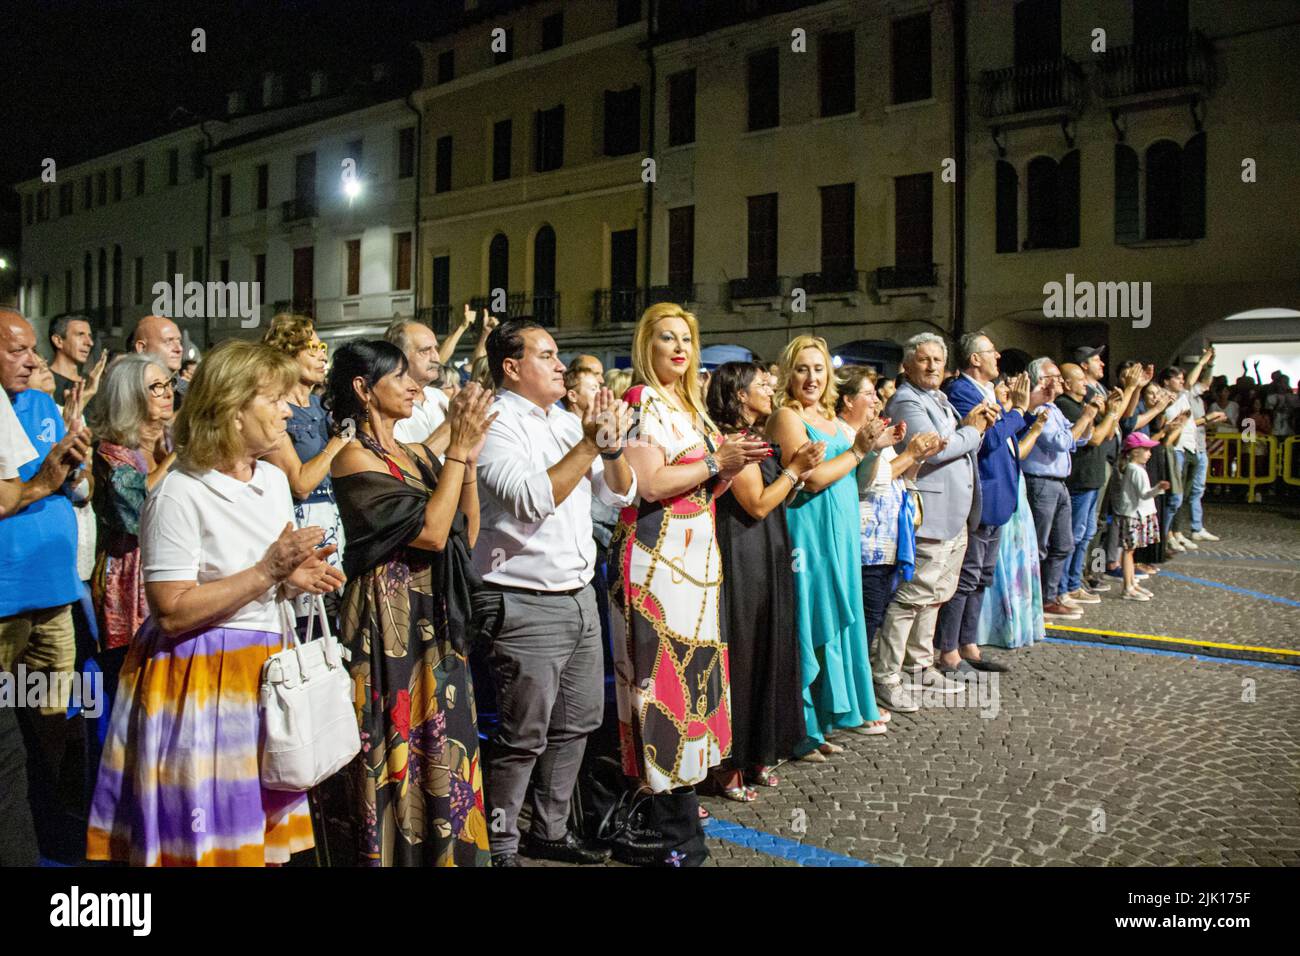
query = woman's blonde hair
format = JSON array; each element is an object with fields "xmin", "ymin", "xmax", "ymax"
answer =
[
  {"xmin": 174, "ymin": 339, "xmax": 298, "ymax": 471},
  {"xmin": 631, "ymin": 302, "xmax": 714, "ymax": 430},
  {"xmin": 262, "ymin": 312, "xmax": 316, "ymax": 356},
  {"xmin": 605, "ymin": 368, "xmax": 632, "ymax": 399},
  {"xmin": 778, "ymin": 334, "xmax": 838, "ymax": 419}
]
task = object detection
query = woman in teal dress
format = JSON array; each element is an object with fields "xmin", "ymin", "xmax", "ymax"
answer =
[{"xmin": 767, "ymin": 335, "xmax": 889, "ymax": 760}]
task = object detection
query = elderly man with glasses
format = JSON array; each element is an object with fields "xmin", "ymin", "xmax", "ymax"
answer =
[{"xmin": 1021, "ymin": 357, "xmax": 1102, "ymax": 619}]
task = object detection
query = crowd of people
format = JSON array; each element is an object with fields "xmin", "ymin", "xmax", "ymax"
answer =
[{"xmin": 1, "ymin": 298, "xmax": 1292, "ymax": 868}]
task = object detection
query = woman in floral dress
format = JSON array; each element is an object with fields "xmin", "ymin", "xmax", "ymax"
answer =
[
  {"xmin": 327, "ymin": 340, "xmax": 496, "ymax": 867},
  {"xmin": 611, "ymin": 303, "xmax": 767, "ymax": 793}
]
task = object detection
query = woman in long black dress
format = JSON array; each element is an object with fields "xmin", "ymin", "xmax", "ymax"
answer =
[{"xmin": 706, "ymin": 362, "xmax": 823, "ymax": 797}]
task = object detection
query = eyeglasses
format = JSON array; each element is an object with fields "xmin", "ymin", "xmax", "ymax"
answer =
[
  {"xmin": 306, "ymin": 342, "xmax": 329, "ymax": 354},
  {"xmin": 147, "ymin": 377, "xmax": 177, "ymax": 396}
]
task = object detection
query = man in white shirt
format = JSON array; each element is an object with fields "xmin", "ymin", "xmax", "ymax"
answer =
[
  {"xmin": 387, "ymin": 307, "xmax": 499, "ymax": 454},
  {"xmin": 1160, "ymin": 347, "xmax": 1226, "ymax": 547},
  {"xmin": 473, "ymin": 319, "xmax": 635, "ymax": 867}
]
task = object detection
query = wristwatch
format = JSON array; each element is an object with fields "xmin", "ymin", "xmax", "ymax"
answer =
[{"xmin": 703, "ymin": 454, "xmax": 719, "ymax": 478}]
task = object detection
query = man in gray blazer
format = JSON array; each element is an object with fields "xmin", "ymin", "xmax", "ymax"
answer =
[{"xmin": 872, "ymin": 333, "xmax": 998, "ymax": 713}]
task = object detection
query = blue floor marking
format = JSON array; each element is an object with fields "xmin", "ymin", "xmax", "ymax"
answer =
[
  {"xmin": 702, "ymin": 818, "xmax": 872, "ymax": 867},
  {"xmin": 1158, "ymin": 571, "xmax": 1300, "ymax": 608},
  {"xmin": 1042, "ymin": 636, "xmax": 1300, "ymax": 671}
]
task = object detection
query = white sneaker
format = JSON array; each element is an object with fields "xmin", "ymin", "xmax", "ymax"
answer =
[
  {"xmin": 1166, "ymin": 535, "xmax": 1186, "ymax": 553},
  {"xmin": 1122, "ymin": 587, "xmax": 1151, "ymax": 601},
  {"xmin": 1136, "ymin": 584, "xmax": 1155, "ymax": 597},
  {"xmin": 1190, "ymin": 529, "xmax": 1220, "ymax": 542},
  {"xmin": 1176, "ymin": 532, "xmax": 1199, "ymax": 550}
]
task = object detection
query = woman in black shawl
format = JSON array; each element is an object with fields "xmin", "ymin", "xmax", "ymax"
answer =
[{"xmin": 325, "ymin": 340, "xmax": 496, "ymax": 866}]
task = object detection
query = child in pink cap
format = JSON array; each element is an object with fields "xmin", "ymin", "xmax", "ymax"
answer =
[{"xmin": 1114, "ymin": 432, "xmax": 1170, "ymax": 600}]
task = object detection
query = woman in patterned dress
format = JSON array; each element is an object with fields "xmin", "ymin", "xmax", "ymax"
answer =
[
  {"xmin": 86, "ymin": 353, "xmax": 176, "ymax": 653},
  {"xmin": 327, "ymin": 340, "xmax": 496, "ymax": 866},
  {"xmin": 611, "ymin": 304, "xmax": 768, "ymax": 795}
]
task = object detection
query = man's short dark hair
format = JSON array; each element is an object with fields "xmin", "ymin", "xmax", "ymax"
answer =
[
  {"xmin": 48, "ymin": 312, "xmax": 92, "ymax": 346},
  {"xmin": 1157, "ymin": 365, "xmax": 1183, "ymax": 385},
  {"xmin": 487, "ymin": 319, "xmax": 544, "ymax": 388}
]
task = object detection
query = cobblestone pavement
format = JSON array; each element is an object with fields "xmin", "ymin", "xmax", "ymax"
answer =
[{"xmin": 529, "ymin": 502, "xmax": 1300, "ymax": 867}]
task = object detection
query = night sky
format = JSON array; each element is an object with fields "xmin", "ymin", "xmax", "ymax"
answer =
[{"xmin": 0, "ymin": 0, "xmax": 451, "ymax": 248}]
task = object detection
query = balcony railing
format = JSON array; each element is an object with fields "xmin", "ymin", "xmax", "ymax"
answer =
[
  {"xmin": 593, "ymin": 288, "xmax": 645, "ymax": 327},
  {"xmin": 417, "ymin": 304, "xmax": 451, "ymax": 336},
  {"xmin": 469, "ymin": 292, "xmax": 529, "ymax": 320},
  {"xmin": 728, "ymin": 275, "xmax": 784, "ymax": 300},
  {"xmin": 799, "ymin": 271, "xmax": 864, "ymax": 295},
  {"xmin": 978, "ymin": 57, "xmax": 1086, "ymax": 120},
  {"xmin": 531, "ymin": 291, "xmax": 560, "ymax": 327},
  {"xmin": 281, "ymin": 197, "xmax": 317, "ymax": 224},
  {"xmin": 874, "ymin": 263, "xmax": 938, "ymax": 290},
  {"xmin": 1096, "ymin": 30, "xmax": 1214, "ymax": 101}
]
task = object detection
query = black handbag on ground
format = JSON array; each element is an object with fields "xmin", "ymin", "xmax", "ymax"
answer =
[{"xmin": 575, "ymin": 756, "xmax": 709, "ymax": 867}]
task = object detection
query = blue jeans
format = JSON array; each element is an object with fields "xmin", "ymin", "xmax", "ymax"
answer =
[
  {"xmin": 1164, "ymin": 449, "xmax": 1185, "ymax": 532},
  {"xmin": 1186, "ymin": 450, "xmax": 1208, "ymax": 532},
  {"xmin": 1064, "ymin": 488, "xmax": 1099, "ymax": 594}
]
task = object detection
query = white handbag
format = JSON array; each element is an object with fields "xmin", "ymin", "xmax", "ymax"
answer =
[{"xmin": 258, "ymin": 596, "xmax": 361, "ymax": 792}]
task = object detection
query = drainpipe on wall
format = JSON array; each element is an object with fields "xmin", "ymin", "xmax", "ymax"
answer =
[
  {"xmin": 405, "ymin": 88, "xmax": 422, "ymax": 321},
  {"xmin": 951, "ymin": 0, "xmax": 968, "ymax": 342},
  {"xmin": 200, "ymin": 120, "xmax": 215, "ymax": 348},
  {"xmin": 642, "ymin": 3, "xmax": 657, "ymax": 314}
]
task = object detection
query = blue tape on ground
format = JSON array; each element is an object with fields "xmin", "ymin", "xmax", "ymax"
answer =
[
  {"xmin": 702, "ymin": 817, "xmax": 873, "ymax": 866},
  {"xmin": 1042, "ymin": 636, "xmax": 1300, "ymax": 671},
  {"xmin": 1158, "ymin": 571, "xmax": 1300, "ymax": 608}
]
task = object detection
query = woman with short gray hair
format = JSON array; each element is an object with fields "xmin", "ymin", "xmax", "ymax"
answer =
[{"xmin": 85, "ymin": 353, "xmax": 176, "ymax": 650}]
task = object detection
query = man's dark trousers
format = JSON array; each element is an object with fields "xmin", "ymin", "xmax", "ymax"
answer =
[
  {"xmin": 482, "ymin": 586, "xmax": 604, "ymax": 858},
  {"xmin": 935, "ymin": 523, "xmax": 1003, "ymax": 652}
]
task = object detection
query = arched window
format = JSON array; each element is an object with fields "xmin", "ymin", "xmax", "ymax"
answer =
[
  {"xmin": 533, "ymin": 225, "xmax": 556, "ymax": 326},
  {"xmin": 1145, "ymin": 139, "xmax": 1182, "ymax": 240},
  {"xmin": 488, "ymin": 233, "xmax": 509, "ymax": 299}
]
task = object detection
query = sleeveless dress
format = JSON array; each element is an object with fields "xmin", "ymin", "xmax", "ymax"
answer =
[
  {"xmin": 714, "ymin": 439, "xmax": 805, "ymax": 769},
  {"xmin": 610, "ymin": 385, "xmax": 731, "ymax": 792},
  {"xmin": 785, "ymin": 416, "xmax": 881, "ymax": 753}
]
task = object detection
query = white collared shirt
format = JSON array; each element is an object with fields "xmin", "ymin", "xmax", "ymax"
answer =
[
  {"xmin": 393, "ymin": 385, "xmax": 448, "ymax": 448},
  {"xmin": 474, "ymin": 389, "xmax": 637, "ymax": 591},
  {"xmin": 142, "ymin": 460, "xmax": 296, "ymax": 633},
  {"xmin": 961, "ymin": 371, "xmax": 996, "ymax": 404}
]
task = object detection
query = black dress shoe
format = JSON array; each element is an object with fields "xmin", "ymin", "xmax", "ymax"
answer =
[
  {"xmin": 491, "ymin": 852, "xmax": 521, "ymax": 868},
  {"xmin": 962, "ymin": 657, "xmax": 1010, "ymax": 673},
  {"xmin": 522, "ymin": 831, "xmax": 612, "ymax": 865}
]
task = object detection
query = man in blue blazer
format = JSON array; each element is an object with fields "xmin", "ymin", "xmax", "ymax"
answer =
[
  {"xmin": 874, "ymin": 333, "xmax": 998, "ymax": 714},
  {"xmin": 938, "ymin": 333, "xmax": 1034, "ymax": 675}
]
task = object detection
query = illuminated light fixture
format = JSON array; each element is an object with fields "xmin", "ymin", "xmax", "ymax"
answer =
[
  {"xmin": 343, "ymin": 177, "xmax": 362, "ymax": 201},
  {"xmin": 0, "ymin": 257, "xmax": 9, "ymax": 270},
  {"xmin": 832, "ymin": 355, "xmax": 844, "ymax": 368}
]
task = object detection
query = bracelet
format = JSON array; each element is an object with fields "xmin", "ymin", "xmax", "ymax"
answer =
[
  {"xmin": 779, "ymin": 468, "xmax": 798, "ymax": 486},
  {"xmin": 600, "ymin": 447, "xmax": 624, "ymax": 460},
  {"xmin": 851, "ymin": 447, "xmax": 866, "ymax": 464},
  {"xmin": 445, "ymin": 456, "xmax": 468, "ymax": 466},
  {"xmin": 462, "ymin": 475, "xmax": 475, "ymax": 485}
]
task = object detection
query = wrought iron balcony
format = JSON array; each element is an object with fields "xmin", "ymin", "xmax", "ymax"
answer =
[
  {"xmin": 728, "ymin": 275, "xmax": 784, "ymax": 300},
  {"xmin": 799, "ymin": 271, "xmax": 863, "ymax": 295},
  {"xmin": 417, "ymin": 304, "xmax": 451, "ymax": 336},
  {"xmin": 978, "ymin": 57, "xmax": 1086, "ymax": 122},
  {"xmin": 469, "ymin": 292, "xmax": 529, "ymax": 320},
  {"xmin": 281, "ymin": 197, "xmax": 317, "ymax": 223},
  {"xmin": 531, "ymin": 291, "xmax": 560, "ymax": 327},
  {"xmin": 874, "ymin": 264, "xmax": 938, "ymax": 290},
  {"xmin": 1096, "ymin": 30, "xmax": 1214, "ymax": 102},
  {"xmin": 593, "ymin": 288, "xmax": 645, "ymax": 327}
]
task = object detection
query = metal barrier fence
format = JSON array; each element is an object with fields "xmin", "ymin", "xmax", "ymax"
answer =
[
  {"xmin": 1283, "ymin": 436, "xmax": 1300, "ymax": 487},
  {"xmin": 1204, "ymin": 432, "xmax": 1278, "ymax": 502}
]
